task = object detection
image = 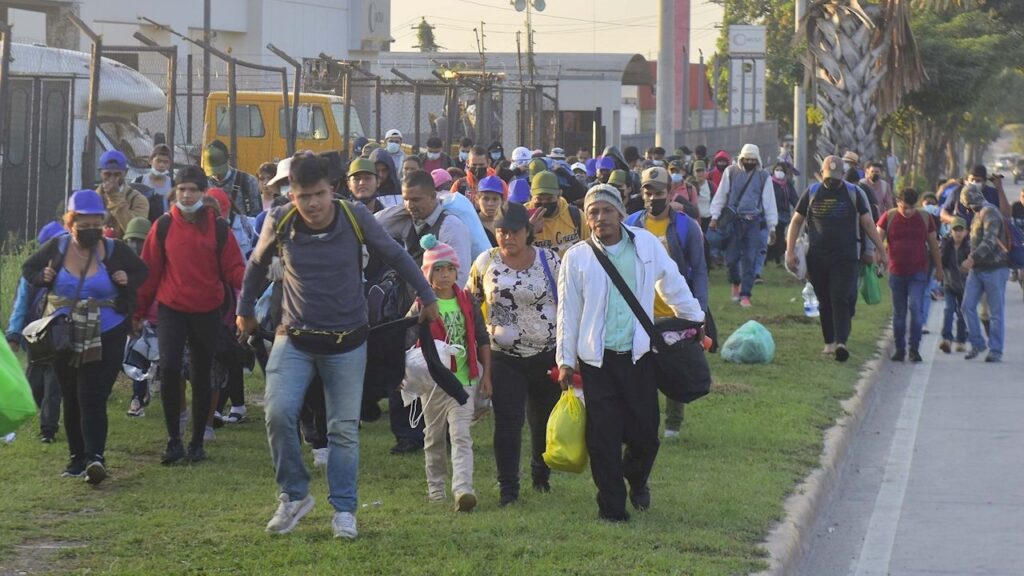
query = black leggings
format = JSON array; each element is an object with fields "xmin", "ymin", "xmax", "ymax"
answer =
[
  {"xmin": 157, "ymin": 305, "xmax": 219, "ymax": 446},
  {"xmin": 53, "ymin": 321, "xmax": 128, "ymax": 463},
  {"xmin": 807, "ymin": 256, "xmax": 859, "ymax": 345}
]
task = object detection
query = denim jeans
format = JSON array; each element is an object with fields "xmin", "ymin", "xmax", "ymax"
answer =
[
  {"xmin": 962, "ymin": 267, "xmax": 1010, "ymax": 355},
  {"xmin": 27, "ymin": 362, "xmax": 61, "ymax": 435},
  {"xmin": 941, "ymin": 288, "xmax": 967, "ymax": 343},
  {"xmin": 264, "ymin": 335, "xmax": 367, "ymax": 513},
  {"xmin": 889, "ymin": 271, "xmax": 928, "ymax": 352},
  {"xmin": 753, "ymin": 225, "xmax": 770, "ymax": 278},
  {"xmin": 726, "ymin": 218, "xmax": 766, "ymax": 297}
]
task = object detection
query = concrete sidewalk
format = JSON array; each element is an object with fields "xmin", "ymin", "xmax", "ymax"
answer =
[{"xmin": 798, "ymin": 278, "xmax": 1024, "ymax": 576}]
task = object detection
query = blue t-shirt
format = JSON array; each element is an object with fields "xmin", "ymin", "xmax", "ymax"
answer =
[
  {"xmin": 941, "ymin": 184, "xmax": 1001, "ymax": 227},
  {"xmin": 54, "ymin": 259, "xmax": 125, "ymax": 333}
]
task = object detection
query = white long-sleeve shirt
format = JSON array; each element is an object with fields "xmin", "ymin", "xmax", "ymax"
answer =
[
  {"xmin": 709, "ymin": 166, "xmax": 779, "ymax": 228},
  {"xmin": 556, "ymin": 226, "xmax": 705, "ymax": 369}
]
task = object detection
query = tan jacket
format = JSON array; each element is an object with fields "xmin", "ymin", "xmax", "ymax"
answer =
[{"xmin": 102, "ymin": 183, "xmax": 150, "ymax": 238}]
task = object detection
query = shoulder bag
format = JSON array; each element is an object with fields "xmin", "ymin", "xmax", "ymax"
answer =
[{"xmin": 22, "ymin": 248, "xmax": 94, "ymax": 365}]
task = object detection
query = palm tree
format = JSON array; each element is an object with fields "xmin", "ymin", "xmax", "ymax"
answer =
[{"xmin": 800, "ymin": 0, "xmax": 926, "ymax": 162}]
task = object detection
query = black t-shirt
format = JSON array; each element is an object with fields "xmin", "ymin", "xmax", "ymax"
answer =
[
  {"xmin": 1012, "ymin": 200, "xmax": 1024, "ymax": 222},
  {"xmin": 293, "ymin": 203, "xmax": 339, "ymax": 237},
  {"xmin": 795, "ymin": 182, "xmax": 870, "ymax": 262}
]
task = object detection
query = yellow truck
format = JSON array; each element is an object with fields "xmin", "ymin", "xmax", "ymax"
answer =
[{"xmin": 202, "ymin": 91, "xmax": 365, "ymax": 175}]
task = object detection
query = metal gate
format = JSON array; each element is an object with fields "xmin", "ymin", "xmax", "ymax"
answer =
[{"xmin": 1, "ymin": 76, "xmax": 73, "ymax": 240}]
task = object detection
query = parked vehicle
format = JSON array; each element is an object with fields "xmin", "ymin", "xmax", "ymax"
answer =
[
  {"xmin": 0, "ymin": 43, "xmax": 167, "ymax": 239},
  {"xmin": 201, "ymin": 91, "xmax": 365, "ymax": 176}
]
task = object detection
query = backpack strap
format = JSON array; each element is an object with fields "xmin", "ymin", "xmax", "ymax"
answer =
[
  {"xmin": 674, "ymin": 212, "xmax": 689, "ymax": 253},
  {"xmin": 538, "ymin": 248, "xmax": 557, "ymax": 305},
  {"xmin": 274, "ymin": 200, "xmax": 364, "ymax": 269},
  {"xmin": 568, "ymin": 204, "xmax": 582, "ymax": 233}
]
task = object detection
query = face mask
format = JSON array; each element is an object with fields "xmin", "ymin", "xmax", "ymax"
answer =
[
  {"xmin": 176, "ymin": 199, "xmax": 203, "ymax": 214},
  {"xmin": 870, "ymin": 174, "xmax": 880, "ymax": 182},
  {"xmin": 471, "ymin": 167, "xmax": 488, "ymax": 180},
  {"xmin": 742, "ymin": 162, "xmax": 756, "ymax": 172},
  {"xmin": 427, "ymin": 152, "xmax": 440, "ymax": 161},
  {"xmin": 538, "ymin": 203, "xmax": 558, "ymax": 217},
  {"xmin": 652, "ymin": 160, "xmax": 664, "ymax": 167},
  {"xmin": 598, "ymin": 174, "xmax": 610, "ymax": 184},
  {"xmin": 150, "ymin": 168, "xmax": 169, "ymax": 178},
  {"xmin": 684, "ymin": 155, "xmax": 692, "ymax": 162},
  {"xmin": 279, "ymin": 184, "xmax": 290, "ymax": 197},
  {"xmin": 646, "ymin": 198, "xmax": 668, "ymax": 214},
  {"xmin": 386, "ymin": 142, "xmax": 401, "ymax": 154},
  {"xmin": 774, "ymin": 170, "xmax": 786, "ymax": 180},
  {"xmin": 843, "ymin": 162, "xmax": 852, "ymax": 172},
  {"xmin": 717, "ymin": 162, "xmax": 728, "ymax": 170},
  {"xmin": 459, "ymin": 151, "xmax": 469, "ymax": 161},
  {"xmin": 75, "ymin": 228, "xmax": 103, "ymax": 249},
  {"xmin": 490, "ymin": 152, "xmax": 501, "ymax": 161},
  {"xmin": 128, "ymin": 239, "xmax": 144, "ymax": 255},
  {"xmin": 671, "ymin": 173, "xmax": 683, "ymax": 184}
]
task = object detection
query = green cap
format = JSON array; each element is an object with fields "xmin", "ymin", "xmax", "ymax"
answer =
[
  {"xmin": 348, "ymin": 157, "xmax": 376, "ymax": 178},
  {"xmin": 692, "ymin": 160, "xmax": 707, "ymax": 172},
  {"xmin": 608, "ymin": 169, "xmax": 628, "ymax": 187},
  {"xmin": 361, "ymin": 141, "xmax": 381, "ymax": 157},
  {"xmin": 528, "ymin": 158, "xmax": 548, "ymax": 178},
  {"xmin": 530, "ymin": 171, "xmax": 560, "ymax": 197},
  {"xmin": 950, "ymin": 216, "xmax": 967, "ymax": 230},
  {"xmin": 123, "ymin": 216, "xmax": 151, "ymax": 241}
]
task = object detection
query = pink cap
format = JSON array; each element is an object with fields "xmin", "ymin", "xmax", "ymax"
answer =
[{"xmin": 431, "ymin": 168, "xmax": 453, "ymax": 190}]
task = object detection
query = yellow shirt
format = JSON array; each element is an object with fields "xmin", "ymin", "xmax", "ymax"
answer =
[
  {"xmin": 644, "ymin": 215, "xmax": 675, "ymax": 318},
  {"xmin": 531, "ymin": 197, "xmax": 590, "ymax": 258}
]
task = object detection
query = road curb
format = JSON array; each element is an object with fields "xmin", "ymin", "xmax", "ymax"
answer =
[{"xmin": 752, "ymin": 328, "xmax": 894, "ymax": 576}]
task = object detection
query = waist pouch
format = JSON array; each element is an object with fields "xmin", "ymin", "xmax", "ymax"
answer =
[{"xmin": 286, "ymin": 324, "xmax": 368, "ymax": 355}]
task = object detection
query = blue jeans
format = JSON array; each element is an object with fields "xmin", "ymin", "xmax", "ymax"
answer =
[
  {"xmin": 921, "ymin": 274, "xmax": 939, "ymax": 325},
  {"xmin": 264, "ymin": 335, "xmax": 367, "ymax": 513},
  {"xmin": 753, "ymin": 226, "xmax": 770, "ymax": 278},
  {"xmin": 941, "ymin": 288, "xmax": 967, "ymax": 343},
  {"xmin": 726, "ymin": 218, "xmax": 765, "ymax": 297},
  {"xmin": 962, "ymin": 267, "xmax": 1010, "ymax": 355},
  {"xmin": 889, "ymin": 271, "xmax": 928, "ymax": 352}
]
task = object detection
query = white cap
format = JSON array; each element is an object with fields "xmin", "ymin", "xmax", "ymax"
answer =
[
  {"xmin": 385, "ymin": 129, "xmax": 403, "ymax": 140},
  {"xmin": 267, "ymin": 157, "xmax": 292, "ymax": 187},
  {"xmin": 571, "ymin": 162, "xmax": 587, "ymax": 172},
  {"xmin": 549, "ymin": 147, "xmax": 566, "ymax": 159},
  {"xmin": 511, "ymin": 146, "xmax": 532, "ymax": 163},
  {"xmin": 739, "ymin": 143, "xmax": 760, "ymax": 161}
]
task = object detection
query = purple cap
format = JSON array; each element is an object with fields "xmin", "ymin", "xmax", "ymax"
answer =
[
  {"xmin": 585, "ymin": 158, "xmax": 597, "ymax": 177},
  {"xmin": 508, "ymin": 179, "xmax": 531, "ymax": 203},
  {"xmin": 597, "ymin": 156, "xmax": 616, "ymax": 171},
  {"xmin": 478, "ymin": 175, "xmax": 506, "ymax": 197}
]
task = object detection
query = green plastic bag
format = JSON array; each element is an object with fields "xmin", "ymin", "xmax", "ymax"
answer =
[
  {"xmin": 542, "ymin": 390, "xmax": 588, "ymax": 473},
  {"xmin": 721, "ymin": 320, "xmax": 775, "ymax": 364},
  {"xmin": 860, "ymin": 264, "xmax": 881, "ymax": 305},
  {"xmin": 0, "ymin": 338, "xmax": 35, "ymax": 436}
]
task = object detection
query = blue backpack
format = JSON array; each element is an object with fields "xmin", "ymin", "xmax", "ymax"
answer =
[
  {"xmin": 1001, "ymin": 217, "xmax": 1024, "ymax": 268},
  {"xmin": 627, "ymin": 211, "xmax": 692, "ymax": 277}
]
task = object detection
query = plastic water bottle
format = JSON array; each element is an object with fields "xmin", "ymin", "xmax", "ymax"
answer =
[{"xmin": 802, "ymin": 282, "xmax": 820, "ymax": 317}]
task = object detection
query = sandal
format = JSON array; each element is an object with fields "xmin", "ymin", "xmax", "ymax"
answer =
[{"xmin": 225, "ymin": 410, "xmax": 246, "ymax": 424}]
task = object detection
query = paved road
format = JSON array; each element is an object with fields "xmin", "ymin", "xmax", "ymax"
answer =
[{"xmin": 798, "ymin": 181, "xmax": 1024, "ymax": 576}]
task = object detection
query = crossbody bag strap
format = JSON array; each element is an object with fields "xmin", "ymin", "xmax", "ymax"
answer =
[
  {"xmin": 728, "ymin": 168, "xmax": 757, "ymax": 210},
  {"xmin": 586, "ymin": 239, "xmax": 658, "ymax": 347}
]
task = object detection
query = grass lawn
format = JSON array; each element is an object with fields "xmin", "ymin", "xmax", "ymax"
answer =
[{"xmin": 0, "ymin": 263, "xmax": 892, "ymax": 575}]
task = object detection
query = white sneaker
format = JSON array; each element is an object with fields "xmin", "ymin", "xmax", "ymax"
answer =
[
  {"xmin": 664, "ymin": 429, "xmax": 680, "ymax": 439},
  {"xmin": 127, "ymin": 398, "xmax": 144, "ymax": 418},
  {"xmin": 332, "ymin": 511, "xmax": 358, "ymax": 539},
  {"xmin": 266, "ymin": 493, "xmax": 315, "ymax": 535},
  {"xmin": 312, "ymin": 447, "xmax": 329, "ymax": 467},
  {"xmin": 204, "ymin": 426, "xmax": 216, "ymax": 442}
]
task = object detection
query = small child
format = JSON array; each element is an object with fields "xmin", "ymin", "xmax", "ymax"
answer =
[
  {"xmin": 408, "ymin": 234, "xmax": 491, "ymax": 511},
  {"xmin": 123, "ymin": 217, "xmax": 156, "ymax": 417},
  {"xmin": 939, "ymin": 217, "xmax": 970, "ymax": 353}
]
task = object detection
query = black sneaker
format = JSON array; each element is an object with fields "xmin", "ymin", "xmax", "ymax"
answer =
[
  {"xmin": 965, "ymin": 346, "xmax": 987, "ymax": 360},
  {"xmin": 909, "ymin": 349, "xmax": 923, "ymax": 363},
  {"xmin": 834, "ymin": 345, "xmax": 850, "ymax": 363},
  {"xmin": 161, "ymin": 439, "xmax": 185, "ymax": 465},
  {"xmin": 891, "ymin": 349, "xmax": 905, "ymax": 362},
  {"xmin": 40, "ymin": 433, "xmax": 55, "ymax": 444},
  {"xmin": 532, "ymin": 478, "xmax": 551, "ymax": 493},
  {"xmin": 629, "ymin": 484, "xmax": 651, "ymax": 511},
  {"xmin": 389, "ymin": 438, "xmax": 422, "ymax": 455},
  {"xmin": 499, "ymin": 493, "xmax": 519, "ymax": 507},
  {"xmin": 984, "ymin": 353, "xmax": 1002, "ymax": 363},
  {"xmin": 85, "ymin": 460, "xmax": 108, "ymax": 485},
  {"xmin": 61, "ymin": 458, "xmax": 86, "ymax": 478},
  {"xmin": 186, "ymin": 443, "xmax": 207, "ymax": 463}
]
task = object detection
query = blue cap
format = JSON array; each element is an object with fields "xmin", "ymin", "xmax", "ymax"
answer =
[
  {"xmin": 353, "ymin": 136, "xmax": 369, "ymax": 153},
  {"xmin": 478, "ymin": 175, "xmax": 505, "ymax": 196},
  {"xmin": 98, "ymin": 149, "xmax": 128, "ymax": 172},
  {"xmin": 585, "ymin": 157, "xmax": 597, "ymax": 177},
  {"xmin": 67, "ymin": 190, "xmax": 107, "ymax": 215},
  {"xmin": 597, "ymin": 156, "xmax": 616, "ymax": 171},
  {"xmin": 37, "ymin": 221, "xmax": 68, "ymax": 244},
  {"xmin": 508, "ymin": 178, "xmax": 531, "ymax": 203}
]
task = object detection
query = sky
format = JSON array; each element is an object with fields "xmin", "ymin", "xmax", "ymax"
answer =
[{"xmin": 388, "ymin": 0, "xmax": 725, "ymax": 59}]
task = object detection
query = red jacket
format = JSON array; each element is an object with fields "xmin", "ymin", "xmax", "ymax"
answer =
[
  {"xmin": 708, "ymin": 150, "xmax": 732, "ymax": 195},
  {"xmin": 134, "ymin": 205, "xmax": 246, "ymax": 318}
]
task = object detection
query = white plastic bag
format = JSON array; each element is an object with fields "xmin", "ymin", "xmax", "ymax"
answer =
[
  {"xmin": 400, "ymin": 340, "xmax": 463, "ymax": 406},
  {"xmin": 785, "ymin": 232, "xmax": 808, "ymax": 280}
]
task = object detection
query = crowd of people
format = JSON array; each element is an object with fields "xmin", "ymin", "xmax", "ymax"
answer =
[{"xmin": 5, "ymin": 131, "xmax": 1020, "ymax": 537}]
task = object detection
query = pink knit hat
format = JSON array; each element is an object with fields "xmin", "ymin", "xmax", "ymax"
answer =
[
  {"xmin": 420, "ymin": 234, "xmax": 460, "ymax": 277},
  {"xmin": 431, "ymin": 168, "xmax": 453, "ymax": 190}
]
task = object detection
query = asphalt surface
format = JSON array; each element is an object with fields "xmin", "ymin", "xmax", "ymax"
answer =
[{"xmin": 797, "ymin": 180, "xmax": 1024, "ymax": 576}]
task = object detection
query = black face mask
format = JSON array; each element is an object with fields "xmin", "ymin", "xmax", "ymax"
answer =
[
  {"xmin": 537, "ymin": 202, "xmax": 558, "ymax": 217},
  {"xmin": 76, "ymin": 228, "xmax": 103, "ymax": 249},
  {"xmin": 742, "ymin": 162, "xmax": 757, "ymax": 172},
  {"xmin": 128, "ymin": 239, "xmax": 144, "ymax": 255},
  {"xmin": 646, "ymin": 198, "xmax": 668, "ymax": 215},
  {"xmin": 598, "ymin": 174, "xmax": 610, "ymax": 184},
  {"xmin": 471, "ymin": 167, "xmax": 488, "ymax": 181},
  {"xmin": 870, "ymin": 174, "xmax": 880, "ymax": 183}
]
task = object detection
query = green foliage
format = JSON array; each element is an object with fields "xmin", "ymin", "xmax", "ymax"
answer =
[
  {"xmin": 0, "ymin": 266, "xmax": 892, "ymax": 575},
  {"xmin": 414, "ymin": 18, "xmax": 442, "ymax": 53}
]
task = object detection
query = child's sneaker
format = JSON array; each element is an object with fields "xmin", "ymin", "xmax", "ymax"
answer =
[
  {"xmin": 204, "ymin": 426, "xmax": 216, "ymax": 442},
  {"xmin": 731, "ymin": 284, "xmax": 741, "ymax": 302},
  {"xmin": 939, "ymin": 340, "xmax": 951, "ymax": 354},
  {"xmin": 225, "ymin": 406, "xmax": 247, "ymax": 424},
  {"xmin": 740, "ymin": 296, "xmax": 752, "ymax": 308},
  {"xmin": 127, "ymin": 398, "xmax": 144, "ymax": 418}
]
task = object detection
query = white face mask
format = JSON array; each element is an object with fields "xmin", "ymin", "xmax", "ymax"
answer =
[
  {"xmin": 279, "ymin": 184, "xmax": 291, "ymax": 197},
  {"xmin": 774, "ymin": 170, "xmax": 786, "ymax": 179},
  {"xmin": 670, "ymin": 173, "xmax": 683, "ymax": 184},
  {"xmin": 150, "ymin": 167, "xmax": 169, "ymax": 178},
  {"xmin": 386, "ymin": 141, "xmax": 401, "ymax": 154},
  {"xmin": 843, "ymin": 162, "xmax": 852, "ymax": 172},
  {"xmin": 176, "ymin": 198, "xmax": 203, "ymax": 214},
  {"xmin": 427, "ymin": 152, "xmax": 440, "ymax": 161}
]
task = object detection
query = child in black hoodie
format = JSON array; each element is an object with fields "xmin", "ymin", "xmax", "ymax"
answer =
[{"xmin": 939, "ymin": 217, "xmax": 970, "ymax": 353}]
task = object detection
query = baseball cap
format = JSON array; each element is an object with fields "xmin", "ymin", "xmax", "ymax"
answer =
[
  {"xmin": 98, "ymin": 150, "xmax": 128, "ymax": 172},
  {"xmin": 385, "ymin": 129, "xmax": 403, "ymax": 140},
  {"xmin": 596, "ymin": 156, "xmax": 616, "ymax": 171},
  {"xmin": 608, "ymin": 169, "xmax": 628, "ymax": 188},
  {"xmin": 571, "ymin": 162, "xmax": 587, "ymax": 173},
  {"xmin": 950, "ymin": 216, "xmax": 967, "ymax": 230},
  {"xmin": 842, "ymin": 151, "xmax": 859, "ymax": 164},
  {"xmin": 641, "ymin": 166, "xmax": 670, "ymax": 191},
  {"xmin": 549, "ymin": 147, "xmax": 566, "ymax": 160},
  {"xmin": 269, "ymin": 157, "xmax": 293, "ymax": 187},
  {"xmin": 347, "ymin": 157, "xmax": 376, "ymax": 178},
  {"xmin": 67, "ymin": 189, "xmax": 107, "ymax": 215},
  {"xmin": 821, "ymin": 155, "xmax": 843, "ymax": 179},
  {"xmin": 478, "ymin": 175, "xmax": 506, "ymax": 196},
  {"xmin": 531, "ymin": 171, "xmax": 560, "ymax": 197},
  {"xmin": 431, "ymin": 168, "xmax": 453, "ymax": 190},
  {"xmin": 493, "ymin": 201, "xmax": 530, "ymax": 231}
]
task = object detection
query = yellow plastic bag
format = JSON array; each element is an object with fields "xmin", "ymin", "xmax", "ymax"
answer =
[{"xmin": 542, "ymin": 390, "xmax": 588, "ymax": 473}]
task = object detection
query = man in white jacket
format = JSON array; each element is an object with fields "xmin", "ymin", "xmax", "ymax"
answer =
[{"xmin": 556, "ymin": 184, "xmax": 705, "ymax": 522}]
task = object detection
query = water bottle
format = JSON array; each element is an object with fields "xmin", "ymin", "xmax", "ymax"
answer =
[{"xmin": 802, "ymin": 282, "xmax": 820, "ymax": 317}]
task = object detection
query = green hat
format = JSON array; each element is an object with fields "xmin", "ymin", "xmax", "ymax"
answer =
[
  {"xmin": 123, "ymin": 216, "xmax": 151, "ymax": 241},
  {"xmin": 608, "ymin": 169, "xmax": 628, "ymax": 187},
  {"xmin": 347, "ymin": 157, "xmax": 376, "ymax": 178},
  {"xmin": 530, "ymin": 171, "xmax": 560, "ymax": 197},
  {"xmin": 692, "ymin": 160, "xmax": 707, "ymax": 172},
  {"xmin": 361, "ymin": 141, "xmax": 381, "ymax": 157},
  {"xmin": 528, "ymin": 158, "xmax": 548, "ymax": 179},
  {"xmin": 950, "ymin": 216, "xmax": 968, "ymax": 230}
]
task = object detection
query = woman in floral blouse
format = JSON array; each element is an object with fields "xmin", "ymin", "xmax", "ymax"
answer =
[{"xmin": 466, "ymin": 202, "xmax": 561, "ymax": 507}]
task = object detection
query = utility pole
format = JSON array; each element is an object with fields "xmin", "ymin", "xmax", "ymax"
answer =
[
  {"xmin": 655, "ymin": 0, "xmax": 675, "ymax": 150},
  {"xmin": 794, "ymin": 0, "xmax": 807, "ymax": 192},
  {"xmin": 203, "ymin": 0, "xmax": 211, "ymax": 125}
]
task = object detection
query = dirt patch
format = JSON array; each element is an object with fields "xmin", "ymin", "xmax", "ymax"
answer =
[
  {"xmin": 713, "ymin": 379, "xmax": 755, "ymax": 395},
  {"xmin": 1, "ymin": 540, "xmax": 85, "ymax": 576}
]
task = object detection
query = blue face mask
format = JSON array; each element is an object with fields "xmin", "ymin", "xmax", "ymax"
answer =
[
  {"xmin": 671, "ymin": 173, "xmax": 683, "ymax": 184},
  {"xmin": 490, "ymin": 152, "xmax": 501, "ymax": 161},
  {"xmin": 459, "ymin": 151, "xmax": 469, "ymax": 161},
  {"xmin": 386, "ymin": 142, "xmax": 401, "ymax": 154}
]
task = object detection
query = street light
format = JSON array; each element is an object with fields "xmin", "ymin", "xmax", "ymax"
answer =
[{"xmin": 512, "ymin": 0, "xmax": 545, "ymax": 82}]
